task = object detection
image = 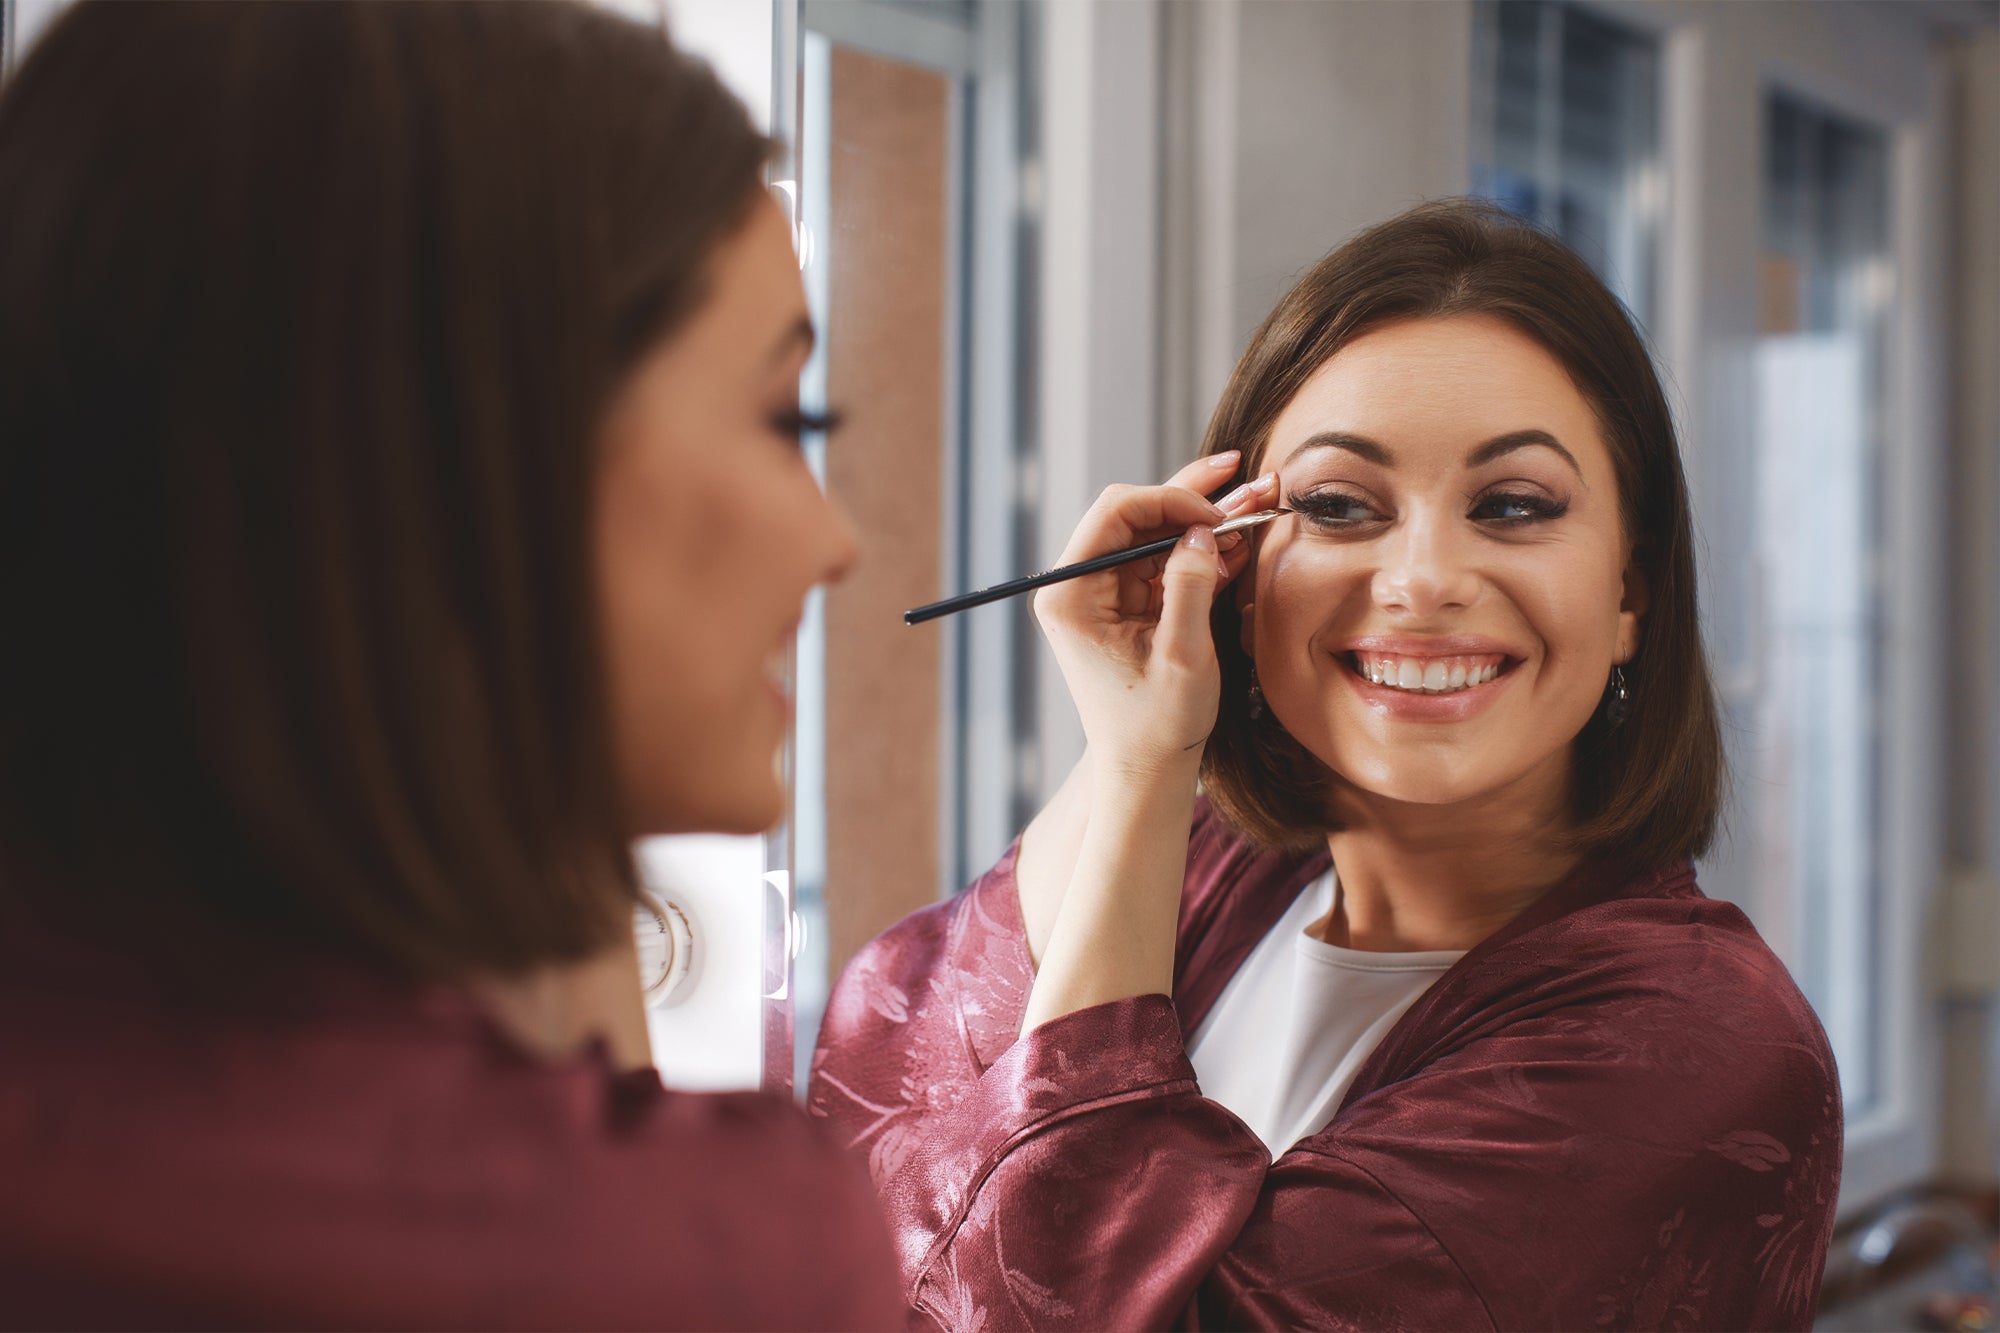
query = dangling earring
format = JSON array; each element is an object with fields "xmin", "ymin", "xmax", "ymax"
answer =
[
  {"xmin": 1248, "ymin": 664, "xmax": 1266, "ymax": 720},
  {"xmin": 1603, "ymin": 663, "xmax": 1631, "ymax": 728}
]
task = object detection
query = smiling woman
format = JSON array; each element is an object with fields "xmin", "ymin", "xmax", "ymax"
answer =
[{"xmin": 809, "ymin": 201, "xmax": 1839, "ymax": 1331}]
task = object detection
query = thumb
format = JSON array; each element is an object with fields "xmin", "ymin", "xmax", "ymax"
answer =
[{"xmin": 1155, "ymin": 524, "xmax": 1225, "ymax": 672}]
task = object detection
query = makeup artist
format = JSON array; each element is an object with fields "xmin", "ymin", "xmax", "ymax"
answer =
[
  {"xmin": 0, "ymin": 3, "xmax": 897, "ymax": 1326},
  {"xmin": 811, "ymin": 202, "xmax": 1843, "ymax": 1330}
]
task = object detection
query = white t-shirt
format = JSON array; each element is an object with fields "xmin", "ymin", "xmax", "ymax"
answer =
[{"xmin": 1186, "ymin": 869, "xmax": 1465, "ymax": 1157}]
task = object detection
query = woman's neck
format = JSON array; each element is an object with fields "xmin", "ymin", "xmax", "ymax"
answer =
[
  {"xmin": 1320, "ymin": 773, "xmax": 1579, "ymax": 954},
  {"xmin": 472, "ymin": 936, "xmax": 654, "ymax": 1070}
]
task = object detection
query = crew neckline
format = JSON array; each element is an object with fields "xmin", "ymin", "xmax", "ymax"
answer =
[{"xmin": 1294, "ymin": 871, "xmax": 1468, "ymax": 968}]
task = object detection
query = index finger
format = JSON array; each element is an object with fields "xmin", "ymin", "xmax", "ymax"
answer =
[{"xmin": 1165, "ymin": 450, "xmax": 1245, "ymax": 500}]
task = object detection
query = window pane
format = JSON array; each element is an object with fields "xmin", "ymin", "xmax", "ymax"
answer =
[
  {"xmin": 1471, "ymin": 0, "xmax": 1662, "ymax": 330},
  {"xmin": 1756, "ymin": 92, "xmax": 1889, "ymax": 1114}
]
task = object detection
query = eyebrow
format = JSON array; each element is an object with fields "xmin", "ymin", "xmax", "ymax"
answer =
[
  {"xmin": 1284, "ymin": 428, "xmax": 1582, "ymax": 477},
  {"xmin": 768, "ymin": 314, "xmax": 816, "ymax": 366}
]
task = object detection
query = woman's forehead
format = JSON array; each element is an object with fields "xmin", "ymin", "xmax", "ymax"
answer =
[{"xmin": 1263, "ymin": 316, "xmax": 1605, "ymax": 472}]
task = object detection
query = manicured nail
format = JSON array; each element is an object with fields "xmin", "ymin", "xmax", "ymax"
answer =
[
  {"xmin": 1217, "ymin": 529, "xmax": 1244, "ymax": 549},
  {"xmin": 1207, "ymin": 450, "xmax": 1241, "ymax": 469},
  {"xmin": 1216, "ymin": 483, "xmax": 1253, "ymax": 510},
  {"xmin": 1184, "ymin": 524, "xmax": 1215, "ymax": 553},
  {"xmin": 1249, "ymin": 472, "xmax": 1278, "ymax": 496}
]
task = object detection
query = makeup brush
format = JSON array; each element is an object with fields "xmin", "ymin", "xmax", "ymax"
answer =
[{"xmin": 904, "ymin": 508, "xmax": 1292, "ymax": 626}]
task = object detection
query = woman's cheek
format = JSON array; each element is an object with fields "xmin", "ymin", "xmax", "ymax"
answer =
[{"xmin": 1255, "ymin": 537, "xmax": 1364, "ymax": 631}]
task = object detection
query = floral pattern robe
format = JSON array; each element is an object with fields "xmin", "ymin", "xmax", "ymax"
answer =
[{"xmin": 808, "ymin": 800, "xmax": 1841, "ymax": 1331}]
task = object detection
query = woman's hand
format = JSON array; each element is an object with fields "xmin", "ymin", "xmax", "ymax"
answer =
[{"xmin": 1033, "ymin": 451, "xmax": 1278, "ymax": 782}]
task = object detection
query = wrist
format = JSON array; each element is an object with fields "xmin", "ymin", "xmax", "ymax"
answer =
[
  {"xmin": 1086, "ymin": 756, "xmax": 1201, "ymax": 824},
  {"xmin": 1089, "ymin": 737, "xmax": 1205, "ymax": 788}
]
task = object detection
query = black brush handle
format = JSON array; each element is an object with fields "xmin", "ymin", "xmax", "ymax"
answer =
[
  {"xmin": 903, "ymin": 532, "xmax": 1183, "ymax": 626},
  {"xmin": 903, "ymin": 509, "xmax": 1290, "ymax": 626}
]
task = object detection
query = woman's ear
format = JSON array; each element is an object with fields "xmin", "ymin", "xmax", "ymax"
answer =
[{"xmin": 1617, "ymin": 549, "xmax": 1650, "ymax": 664}]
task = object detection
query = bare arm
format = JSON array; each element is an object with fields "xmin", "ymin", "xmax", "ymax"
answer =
[
  {"xmin": 1021, "ymin": 761, "xmax": 1199, "ymax": 1029},
  {"xmin": 1013, "ymin": 753, "xmax": 1090, "ymax": 970}
]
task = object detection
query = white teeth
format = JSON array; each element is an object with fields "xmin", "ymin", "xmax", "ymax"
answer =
[{"xmin": 1353, "ymin": 653, "xmax": 1507, "ymax": 695}]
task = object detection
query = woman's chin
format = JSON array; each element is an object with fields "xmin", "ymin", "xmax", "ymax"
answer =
[
  {"xmin": 1322, "ymin": 755, "xmax": 1503, "ymax": 813},
  {"xmin": 700, "ymin": 780, "xmax": 787, "ymax": 837},
  {"xmin": 634, "ymin": 764, "xmax": 787, "ymax": 839}
]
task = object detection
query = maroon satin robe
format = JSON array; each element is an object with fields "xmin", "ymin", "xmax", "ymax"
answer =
[
  {"xmin": 0, "ymin": 925, "xmax": 901, "ymax": 1331},
  {"xmin": 808, "ymin": 800, "xmax": 1842, "ymax": 1331}
]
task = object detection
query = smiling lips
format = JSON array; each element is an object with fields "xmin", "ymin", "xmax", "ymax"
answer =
[{"xmin": 1348, "ymin": 652, "xmax": 1511, "ymax": 696}]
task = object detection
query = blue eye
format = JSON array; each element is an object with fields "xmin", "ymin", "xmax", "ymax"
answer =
[
  {"xmin": 1289, "ymin": 490, "xmax": 1381, "ymax": 527},
  {"xmin": 1471, "ymin": 491, "xmax": 1568, "ymax": 524}
]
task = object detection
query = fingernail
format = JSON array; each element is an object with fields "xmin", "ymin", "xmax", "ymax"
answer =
[
  {"xmin": 1217, "ymin": 529, "xmax": 1244, "ymax": 548},
  {"xmin": 1218, "ymin": 555, "xmax": 1231, "ymax": 578},
  {"xmin": 1184, "ymin": 524, "xmax": 1215, "ymax": 554},
  {"xmin": 1250, "ymin": 472, "xmax": 1278, "ymax": 496},
  {"xmin": 1216, "ymin": 483, "xmax": 1252, "ymax": 510},
  {"xmin": 1207, "ymin": 450, "xmax": 1241, "ymax": 469}
]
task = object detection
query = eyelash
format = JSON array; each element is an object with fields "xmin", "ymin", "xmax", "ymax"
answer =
[
  {"xmin": 1289, "ymin": 488, "xmax": 1570, "ymax": 529},
  {"xmin": 771, "ymin": 407, "xmax": 845, "ymax": 445}
]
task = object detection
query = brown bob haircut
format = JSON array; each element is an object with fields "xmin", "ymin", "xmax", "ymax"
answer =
[
  {"xmin": 1201, "ymin": 200, "xmax": 1723, "ymax": 870},
  {"xmin": 0, "ymin": 2, "xmax": 770, "ymax": 981}
]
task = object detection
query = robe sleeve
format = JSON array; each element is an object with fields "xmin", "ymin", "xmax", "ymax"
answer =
[
  {"xmin": 806, "ymin": 844, "xmax": 1273, "ymax": 1331},
  {"xmin": 807, "ymin": 828, "xmax": 1838, "ymax": 1332}
]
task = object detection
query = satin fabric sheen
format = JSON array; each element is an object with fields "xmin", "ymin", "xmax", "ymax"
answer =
[
  {"xmin": 808, "ymin": 800, "xmax": 1842, "ymax": 1331},
  {"xmin": 0, "ymin": 924, "xmax": 901, "ymax": 1331}
]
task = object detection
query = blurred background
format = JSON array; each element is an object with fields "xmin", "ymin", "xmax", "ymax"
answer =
[{"xmin": 6, "ymin": 1, "xmax": 1994, "ymax": 1325}]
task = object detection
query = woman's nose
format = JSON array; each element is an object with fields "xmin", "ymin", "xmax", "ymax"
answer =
[
  {"xmin": 1370, "ymin": 514, "xmax": 1480, "ymax": 616},
  {"xmin": 820, "ymin": 496, "xmax": 861, "ymax": 588}
]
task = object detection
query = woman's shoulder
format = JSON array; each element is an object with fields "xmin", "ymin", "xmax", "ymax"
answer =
[
  {"xmin": 821, "ymin": 842, "xmax": 1037, "ymax": 1080},
  {"xmin": 1503, "ymin": 861, "xmax": 1826, "ymax": 1034},
  {"xmin": 506, "ymin": 1074, "xmax": 902, "ymax": 1326},
  {"xmin": 1313, "ymin": 867, "xmax": 1842, "ymax": 1333},
  {"xmin": 1367, "ymin": 858, "xmax": 1839, "ymax": 1113},
  {"xmin": 0, "ymin": 976, "xmax": 900, "ymax": 1329}
]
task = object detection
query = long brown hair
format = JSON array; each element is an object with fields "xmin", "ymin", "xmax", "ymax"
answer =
[
  {"xmin": 0, "ymin": 2, "xmax": 771, "ymax": 981},
  {"xmin": 1201, "ymin": 200, "xmax": 1723, "ymax": 869}
]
